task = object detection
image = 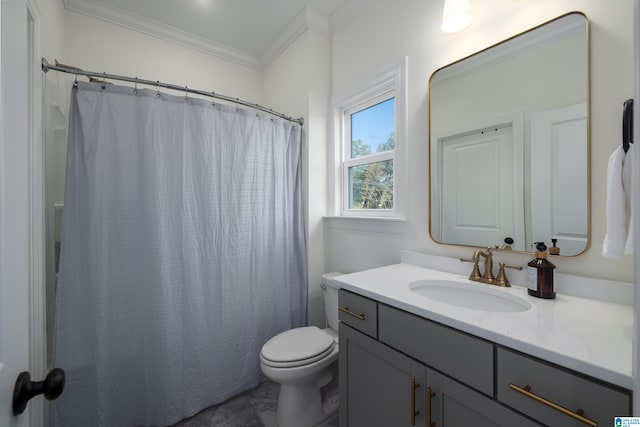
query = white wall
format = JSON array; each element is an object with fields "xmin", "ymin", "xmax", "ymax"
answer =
[
  {"xmin": 328, "ymin": 0, "xmax": 635, "ymax": 284},
  {"xmin": 45, "ymin": 7, "xmax": 263, "ymax": 115},
  {"xmin": 264, "ymin": 25, "xmax": 331, "ymax": 327}
]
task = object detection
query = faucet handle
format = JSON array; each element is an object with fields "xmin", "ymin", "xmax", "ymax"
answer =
[
  {"xmin": 459, "ymin": 257, "xmax": 482, "ymax": 281},
  {"xmin": 495, "ymin": 263, "xmax": 524, "ymax": 287}
]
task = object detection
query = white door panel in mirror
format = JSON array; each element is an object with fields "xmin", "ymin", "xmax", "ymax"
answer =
[
  {"xmin": 530, "ymin": 103, "xmax": 588, "ymax": 256},
  {"xmin": 432, "ymin": 124, "xmax": 525, "ymax": 251}
]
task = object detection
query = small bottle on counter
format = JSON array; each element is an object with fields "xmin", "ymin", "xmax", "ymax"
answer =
[
  {"xmin": 527, "ymin": 242, "xmax": 556, "ymax": 299},
  {"xmin": 549, "ymin": 238, "xmax": 560, "ymax": 255}
]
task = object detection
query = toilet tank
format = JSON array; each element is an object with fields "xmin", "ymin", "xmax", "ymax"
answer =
[{"xmin": 321, "ymin": 272, "xmax": 343, "ymax": 332}]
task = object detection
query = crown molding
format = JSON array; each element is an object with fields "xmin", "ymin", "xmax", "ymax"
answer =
[
  {"xmin": 260, "ymin": 0, "xmax": 371, "ymax": 69},
  {"xmin": 261, "ymin": 7, "xmax": 330, "ymax": 69},
  {"xmin": 63, "ymin": 0, "xmax": 369, "ymax": 71},
  {"xmin": 63, "ymin": 0, "xmax": 262, "ymax": 70}
]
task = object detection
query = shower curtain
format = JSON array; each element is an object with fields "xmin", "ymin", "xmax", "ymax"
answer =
[{"xmin": 51, "ymin": 81, "xmax": 307, "ymax": 427}]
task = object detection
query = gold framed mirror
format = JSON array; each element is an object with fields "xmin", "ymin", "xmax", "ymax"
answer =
[{"xmin": 429, "ymin": 12, "xmax": 590, "ymax": 256}]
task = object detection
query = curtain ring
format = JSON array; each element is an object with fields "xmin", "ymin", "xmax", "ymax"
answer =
[
  {"xmin": 156, "ymin": 81, "xmax": 161, "ymax": 97},
  {"xmin": 185, "ymin": 86, "xmax": 189, "ymax": 103},
  {"xmin": 235, "ymin": 98, "xmax": 240, "ymax": 112},
  {"xmin": 73, "ymin": 70, "xmax": 78, "ymax": 89},
  {"xmin": 101, "ymin": 72, "xmax": 106, "ymax": 90},
  {"xmin": 133, "ymin": 77, "xmax": 138, "ymax": 95},
  {"xmin": 210, "ymin": 92, "xmax": 216, "ymax": 108}
]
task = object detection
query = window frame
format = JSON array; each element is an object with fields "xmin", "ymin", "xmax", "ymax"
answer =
[{"xmin": 333, "ymin": 59, "xmax": 407, "ymax": 219}]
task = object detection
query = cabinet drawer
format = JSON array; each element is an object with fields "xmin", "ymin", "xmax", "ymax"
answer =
[
  {"xmin": 339, "ymin": 290, "xmax": 377, "ymax": 338},
  {"xmin": 378, "ymin": 304, "xmax": 494, "ymax": 396},
  {"xmin": 497, "ymin": 347, "xmax": 631, "ymax": 426},
  {"xmin": 428, "ymin": 368, "xmax": 542, "ymax": 427}
]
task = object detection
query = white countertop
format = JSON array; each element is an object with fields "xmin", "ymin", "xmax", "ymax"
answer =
[{"xmin": 334, "ymin": 263, "xmax": 633, "ymax": 389}]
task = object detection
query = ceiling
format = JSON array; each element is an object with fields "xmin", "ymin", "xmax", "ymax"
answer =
[{"xmin": 63, "ymin": 0, "xmax": 367, "ymax": 69}]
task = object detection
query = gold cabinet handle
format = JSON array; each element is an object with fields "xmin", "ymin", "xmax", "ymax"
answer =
[
  {"xmin": 427, "ymin": 387, "xmax": 436, "ymax": 427},
  {"xmin": 410, "ymin": 378, "xmax": 420, "ymax": 425},
  {"xmin": 339, "ymin": 306, "xmax": 365, "ymax": 320},
  {"xmin": 509, "ymin": 383, "xmax": 597, "ymax": 427}
]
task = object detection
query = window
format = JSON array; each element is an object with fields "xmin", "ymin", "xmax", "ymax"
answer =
[
  {"xmin": 346, "ymin": 97, "xmax": 395, "ymax": 209},
  {"xmin": 334, "ymin": 59, "xmax": 406, "ymax": 218}
]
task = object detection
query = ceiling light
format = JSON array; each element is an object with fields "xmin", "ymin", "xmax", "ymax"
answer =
[{"xmin": 441, "ymin": 0, "xmax": 472, "ymax": 33}]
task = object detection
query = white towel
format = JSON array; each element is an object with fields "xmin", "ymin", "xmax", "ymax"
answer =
[
  {"xmin": 602, "ymin": 145, "xmax": 633, "ymax": 258},
  {"xmin": 623, "ymin": 143, "xmax": 634, "ymax": 255}
]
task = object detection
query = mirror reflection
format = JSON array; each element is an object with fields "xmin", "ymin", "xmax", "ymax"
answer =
[{"xmin": 429, "ymin": 12, "xmax": 589, "ymax": 256}]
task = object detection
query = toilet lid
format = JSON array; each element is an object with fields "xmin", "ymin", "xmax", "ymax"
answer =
[{"xmin": 261, "ymin": 326, "xmax": 335, "ymax": 368}]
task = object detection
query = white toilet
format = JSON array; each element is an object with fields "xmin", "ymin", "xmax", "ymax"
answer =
[{"xmin": 260, "ymin": 272, "xmax": 342, "ymax": 427}]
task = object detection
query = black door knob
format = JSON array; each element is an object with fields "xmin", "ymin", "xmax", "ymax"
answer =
[{"xmin": 12, "ymin": 368, "xmax": 65, "ymax": 415}]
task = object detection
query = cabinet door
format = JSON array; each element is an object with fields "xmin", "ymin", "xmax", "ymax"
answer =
[
  {"xmin": 427, "ymin": 369, "xmax": 542, "ymax": 427},
  {"xmin": 340, "ymin": 323, "xmax": 427, "ymax": 427}
]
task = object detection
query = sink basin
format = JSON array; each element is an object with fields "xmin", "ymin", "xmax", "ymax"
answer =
[{"xmin": 409, "ymin": 280, "xmax": 531, "ymax": 312}]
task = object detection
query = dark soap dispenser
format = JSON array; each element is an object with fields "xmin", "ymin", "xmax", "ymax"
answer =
[{"xmin": 527, "ymin": 242, "xmax": 556, "ymax": 299}]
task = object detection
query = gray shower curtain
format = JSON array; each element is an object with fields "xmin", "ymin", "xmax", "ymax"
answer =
[{"xmin": 51, "ymin": 81, "xmax": 307, "ymax": 426}]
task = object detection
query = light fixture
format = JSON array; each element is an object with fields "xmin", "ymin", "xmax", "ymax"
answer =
[{"xmin": 441, "ymin": 0, "xmax": 472, "ymax": 33}]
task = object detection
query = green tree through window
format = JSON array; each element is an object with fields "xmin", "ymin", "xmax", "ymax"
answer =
[{"xmin": 350, "ymin": 132, "xmax": 394, "ymax": 209}]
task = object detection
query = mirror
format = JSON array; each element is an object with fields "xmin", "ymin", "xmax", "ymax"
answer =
[{"xmin": 429, "ymin": 12, "xmax": 589, "ymax": 256}]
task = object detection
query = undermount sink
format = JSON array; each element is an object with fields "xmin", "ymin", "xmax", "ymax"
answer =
[{"xmin": 409, "ymin": 279, "xmax": 531, "ymax": 312}]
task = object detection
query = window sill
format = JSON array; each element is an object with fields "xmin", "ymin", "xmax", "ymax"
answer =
[
  {"xmin": 324, "ymin": 215, "xmax": 407, "ymax": 234},
  {"xmin": 324, "ymin": 215, "xmax": 407, "ymax": 222}
]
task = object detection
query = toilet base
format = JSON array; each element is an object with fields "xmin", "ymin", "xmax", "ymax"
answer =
[
  {"xmin": 274, "ymin": 363, "xmax": 338, "ymax": 427},
  {"xmin": 277, "ymin": 383, "xmax": 323, "ymax": 427}
]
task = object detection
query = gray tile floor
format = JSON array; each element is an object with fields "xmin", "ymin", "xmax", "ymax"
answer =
[{"xmin": 170, "ymin": 380, "xmax": 338, "ymax": 427}]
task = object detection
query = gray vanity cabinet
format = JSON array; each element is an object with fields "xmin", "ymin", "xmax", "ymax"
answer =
[
  {"xmin": 338, "ymin": 290, "xmax": 538, "ymax": 426},
  {"xmin": 338, "ymin": 289, "xmax": 632, "ymax": 427},
  {"xmin": 339, "ymin": 323, "xmax": 428, "ymax": 427}
]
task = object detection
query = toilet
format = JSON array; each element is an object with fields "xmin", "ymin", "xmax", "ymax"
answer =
[{"xmin": 260, "ymin": 272, "xmax": 342, "ymax": 427}]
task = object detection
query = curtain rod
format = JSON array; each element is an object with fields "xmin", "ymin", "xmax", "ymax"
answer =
[{"xmin": 41, "ymin": 58, "xmax": 304, "ymax": 126}]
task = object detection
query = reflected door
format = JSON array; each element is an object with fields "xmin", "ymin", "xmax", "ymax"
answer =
[
  {"xmin": 436, "ymin": 124, "xmax": 525, "ymax": 250},
  {"xmin": 530, "ymin": 103, "xmax": 588, "ymax": 255}
]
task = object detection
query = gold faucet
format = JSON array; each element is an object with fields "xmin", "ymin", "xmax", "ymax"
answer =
[{"xmin": 460, "ymin": 247, "xmax": 522, "ymax": 287}]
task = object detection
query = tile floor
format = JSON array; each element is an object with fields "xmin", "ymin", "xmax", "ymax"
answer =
[{"xmin": 170, "ymin": 380, "xmax": 339, "ymax": 427}]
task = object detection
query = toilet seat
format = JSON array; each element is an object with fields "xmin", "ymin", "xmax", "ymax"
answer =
[{"xmin": 261, "ymin": 326, "xmax": 336, "ymax": 368}]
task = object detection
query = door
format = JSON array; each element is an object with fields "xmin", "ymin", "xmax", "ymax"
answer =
[
  {"xmin": 435, "ymin": 124, "xmax": 525, "ymax": 250},
  {"xmin": 0, "ymin": 0, "xmax": 33, "ymax": 424},
  {"xmin": 530, "ymin": 103, "xmax": 588, "ymax": 255}
]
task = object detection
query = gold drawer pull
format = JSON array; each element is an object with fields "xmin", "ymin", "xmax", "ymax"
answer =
[
  {"xmin": 509, "ymin": 383, "xmax": 597, "ymax": 427},
  {"xmin": 410, "ymin": 378, "xmax": 420, "ymax": 425},
  {"xmin": 427, "ymin": 387, "xmax": 436, "ymax": 427},
  {"xmin": 339, "ymin": 306, "xmax": 365, "ymax": 320}
]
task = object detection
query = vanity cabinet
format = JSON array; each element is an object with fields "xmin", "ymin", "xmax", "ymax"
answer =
[
  {"xmin": 338, "ymin": 289, "xmax": 632, "ymax": 427},
  {"xmin": 497, "ymin": 347, "xmax": 631, "ymax": 426},
  {"xmin": 339, "ymin": 323, "xmax": 428, "ymax": 427}
]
